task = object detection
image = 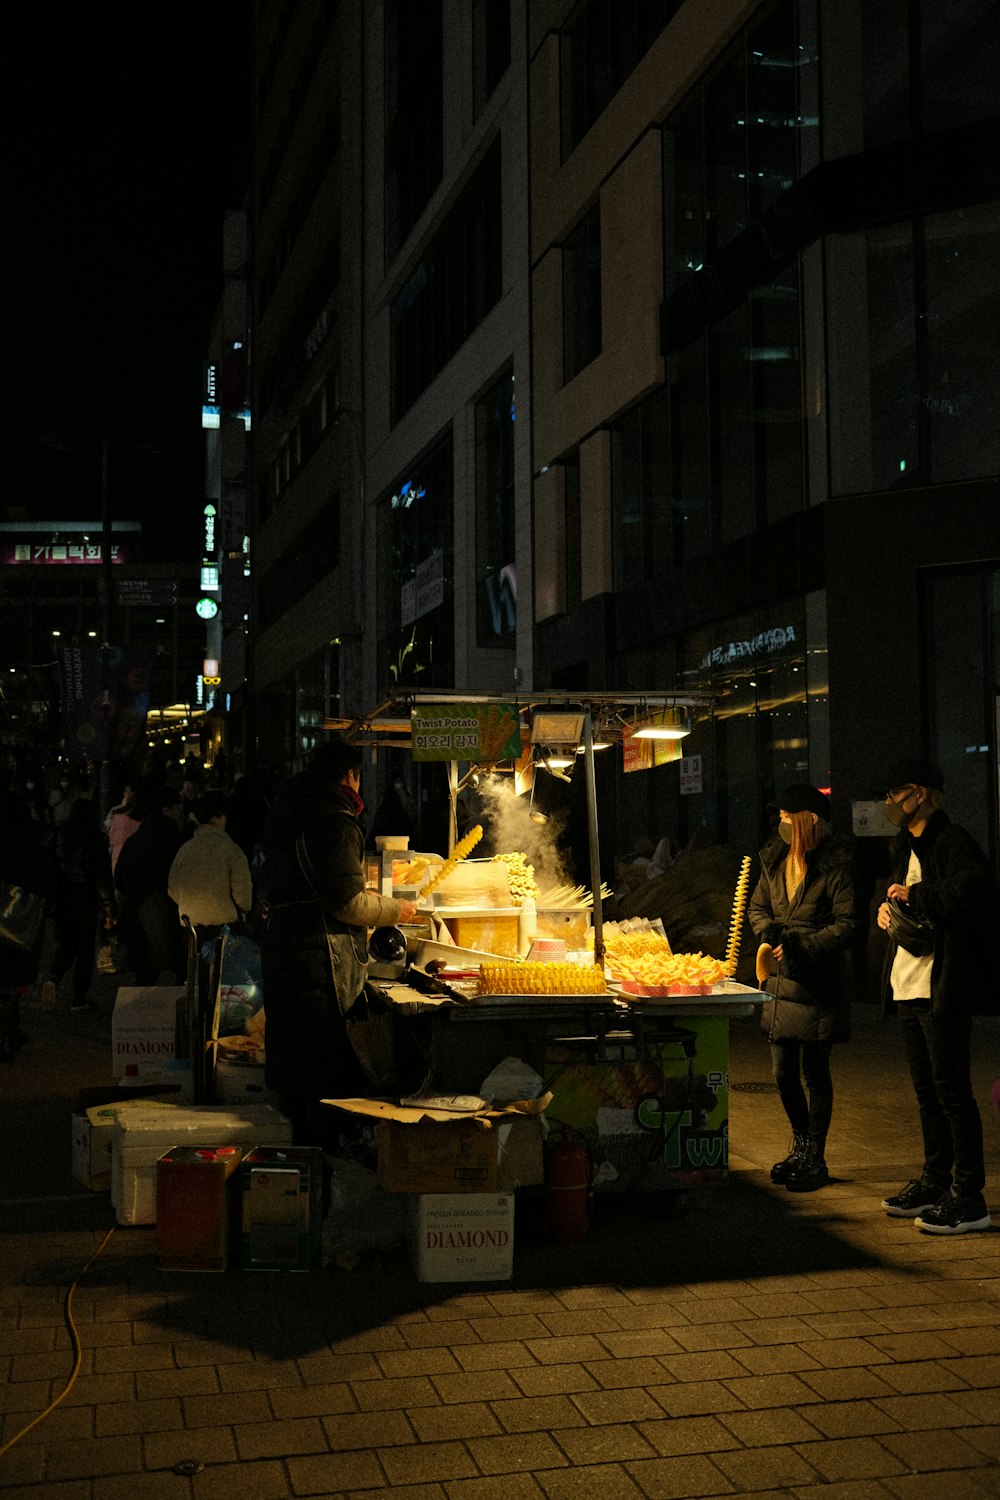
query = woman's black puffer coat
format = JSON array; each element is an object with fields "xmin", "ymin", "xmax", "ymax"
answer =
[
  {"xmin": 748, "ymin": 833, "xmax": 860, "ymax": 1044},
  {"xmin": 259, "ymin": 769, "xmax": 404, "ymax": 1105}
]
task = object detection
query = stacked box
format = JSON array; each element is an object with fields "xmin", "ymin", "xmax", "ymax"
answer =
[
  {"xmin": 155, "ymin": 1146, "xmax": 243, "ymax": 1271},
  {"xmin": 377, "ymin": 1113, "xmax": 544, "ymax": 1194},
  {"xmin": 214, "ymin": 1058, "xmax": 278, "ymax": 1106},
  {"xmin": 407, "ymin": 1193, "xmax": 514, "ymax": 1282},
  {"xmin": 112, "ymin": 1103, "xmax": 292, "ymax": 1226},
  {"xmin": 240, "ymin": 1145, "xmax": 323, "ymax": 1271},
  {"xmin": 112, "ymin": 986, "xmax": 185, "ymax": 1084},
  {"xmin": 72, "ymin": 1092, "xmax": 177, "ymax": 1191}
]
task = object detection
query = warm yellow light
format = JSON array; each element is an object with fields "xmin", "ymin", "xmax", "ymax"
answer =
[{"xmin": 633, "ymin": 724, "xmax": 690, "ymax": 740}]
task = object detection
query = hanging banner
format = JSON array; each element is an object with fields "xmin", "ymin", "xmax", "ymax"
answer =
[
  {"xmin": 411, "ymin": 703, "xmax": 522, "ymax": 762},
  {"xmin": 621, "ymin": 728, "xmax": 652, "ymax": 774},
  {"xmin": 653, "ymin": 740, "xmax": 684, "ymax": 767},
  {"xmin": 58, "ymin": 646, "xmax": 152, "ymax": 763}
]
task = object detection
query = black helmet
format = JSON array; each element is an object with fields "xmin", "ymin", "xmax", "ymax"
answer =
[{"xmin": 885, "ymin": 898, "xmax": 935, "ymax": 957}]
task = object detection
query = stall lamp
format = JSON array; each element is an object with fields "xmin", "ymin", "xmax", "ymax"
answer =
[
  {"xmin": 544, "ymin": 753, "xmax": 574, "ymax": 770},
  {"xmin": 575, "ymin": 741, "xmax": 611, "ymax": 752},
  {"xmin": 632, "ymin": 707, "xmax": 692, "ymax": 740},
  {"xmin": 529, "ymin": 709, "xmax": 586, "ymax": 745}
]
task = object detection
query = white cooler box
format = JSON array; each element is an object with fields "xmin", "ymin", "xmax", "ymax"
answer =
[{"xmin": 112, "ymin": 1102, "xmax": 293, "ymax": 1226}]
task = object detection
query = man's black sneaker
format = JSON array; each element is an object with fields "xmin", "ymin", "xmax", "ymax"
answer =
[
  {"xmin": 882, "ymin": 1179, "xmax": 943, "ymax": 1218},
  {"xmin": 914, "ymin": 1197, "xmax": 992, "ymax": 1235}
]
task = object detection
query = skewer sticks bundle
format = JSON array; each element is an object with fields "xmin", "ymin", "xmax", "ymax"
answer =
[{"xmin": 535, "ymin": 881, "xmax": 613, "ymax": 910}]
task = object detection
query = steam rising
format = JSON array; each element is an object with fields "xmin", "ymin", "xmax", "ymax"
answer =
[{"xmin": 472, "ymin": 775, "xmax": 573, "ymax": 893}]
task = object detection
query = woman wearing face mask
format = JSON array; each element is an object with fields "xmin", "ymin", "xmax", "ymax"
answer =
[{"xmin": 748, "ymin": 785, "xmax": 861, "ymax": 1191}]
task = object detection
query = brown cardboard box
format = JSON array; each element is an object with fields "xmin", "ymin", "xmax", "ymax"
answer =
[{"xmin": 322, "ymin": 1095, "xmax": 549, "ymax": 1195}]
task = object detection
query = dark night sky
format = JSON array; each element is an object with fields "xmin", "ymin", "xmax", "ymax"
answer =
[{"xmin": 6, "ymin": 7, "xmax": 250, "ymax": 560}]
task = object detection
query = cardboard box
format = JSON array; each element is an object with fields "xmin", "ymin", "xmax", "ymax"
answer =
[
  {"xmin": 112, "ymin": 1102, "xmax": 293, "ymax": 1226},
  {"xmin": 112, "ymin": 986, "xmax": 185, "ymax": 1085},
  {"xmin": 155, "ymin": 1146, "xmax": 243, "ymax": 1271},
  {"xmin": 214, "ymin": 1059, "xmax": 279, "ymax": 1107},
  {"xmin": 72, "ymin": 1088, "xmax": 179, "ymax": 1191},
  {"xmin": 322, "ymin": 1095, "xmax": 548, "ymax": 1195},
  {"xmin": 407, "ymin": 1193, "xmax": 514, "ymax": 1282},
  {"xmin": 240, "ymin": 1145, "xmax": 323, "ymax": 1271}
]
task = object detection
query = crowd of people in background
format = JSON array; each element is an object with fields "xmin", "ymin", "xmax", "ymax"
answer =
[{"xmin": 0, "ymin": 750, "xmax": 277, "ymax": 1052}]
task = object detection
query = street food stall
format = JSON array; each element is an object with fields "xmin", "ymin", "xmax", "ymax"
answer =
[{"xmin": 316, "ymin": 691, "xmax": 768, "ymax": 1196}]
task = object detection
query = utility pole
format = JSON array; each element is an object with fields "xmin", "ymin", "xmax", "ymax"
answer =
[{"xmin": 99, "ymin": 437, "xmax": 113, "ymax": 820}]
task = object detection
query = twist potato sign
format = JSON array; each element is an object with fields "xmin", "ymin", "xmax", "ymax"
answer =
[{"xmin": 411, "ymin": 703, "xmax": 521, "ymax": 762}]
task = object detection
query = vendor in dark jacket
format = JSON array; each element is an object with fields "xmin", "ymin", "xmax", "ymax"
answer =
[
  {"xmin": 876, "ymin": 757, "xmax": 995, "ymax": 1236},
  {"xmin": 749, "ymin": 785, "xmax": 860, "ymax": 1192},
  {"xmin": 259, "ymin": 740, "xmax": 418, "ymax": 1146}
]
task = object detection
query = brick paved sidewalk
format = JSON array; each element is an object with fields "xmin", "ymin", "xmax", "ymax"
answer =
[{"xmin": 2, "ymin": 979, "xmax": 1000, "ymax": 1499}]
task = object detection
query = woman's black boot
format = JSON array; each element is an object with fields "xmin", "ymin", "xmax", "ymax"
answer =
[
  {"xmin": 786, "ymin": 1135, "xmax": 829, "ymax": 1192},
  {"xmin": 770, "ymin": 1131, "xmax": 808, "ymax": 1184}
]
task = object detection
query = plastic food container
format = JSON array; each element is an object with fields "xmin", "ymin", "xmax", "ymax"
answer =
[
  {"xmin": 436, "ymin": 908, "xmax": 520, "ymax": 958},
  {"xmin": 376, "ymin": 835, "xmax": 410, "ymax": 852}
]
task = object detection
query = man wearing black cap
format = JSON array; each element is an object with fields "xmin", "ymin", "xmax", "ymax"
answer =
[{"xmin": 877, "ymin": 758, "xmax": 995, "ymax": 1234}]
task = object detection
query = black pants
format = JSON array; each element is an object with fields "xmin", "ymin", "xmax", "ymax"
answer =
[
  {"xmin": 51, "ymin": 885, "xmax": 99, "ymax": 1005},
  {"xmin": 896, "ymin": 1002, "xmax": 986, "ymax": 1204},
  {"xmin": 769, "ymin": 1039, "xmax": 834, "ymax": 1141}
]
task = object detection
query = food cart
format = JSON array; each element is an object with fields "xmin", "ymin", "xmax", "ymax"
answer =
[{"xmin": 319, "ymin": 690, "xmax": 768, "ymax": 1195}]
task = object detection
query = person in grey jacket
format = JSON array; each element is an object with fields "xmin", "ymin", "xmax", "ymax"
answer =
[
  {"xmin": 749, "ymin": 785, "xmax": 860, "ymax": 1191},
  {"xmin": 877, "ymin": 757, "xmax": 995, "ymax": 1235},
  {"xmin": 167, "ymin": 790, "xmax": 253, "ymax": 943}
]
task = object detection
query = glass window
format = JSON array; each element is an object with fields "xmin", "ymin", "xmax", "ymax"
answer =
[
  {"xmin": 924, "ymin": 566, "xmax": 998, "ymax": 865},
  {"xmin": 560, "ymin": 0, "xmax": 679, "ymax": 160},
  {"xmin": 663, "ymin": 99, "xmax": 705, "ymax": 295},
  {"xmin": 383, "ymin": 0, "xmax": 444, "ymax": 262},
  {"xmin": 472, "ymin": 0, "xmax": 510, "ymax": 118},
  {"xmin": 704, "ymin": 47, "xmax": 748, "ymax": 253},
  {"xmin": 826, "ymin": 222, "xmax": 919, "ymax": 495},
  {"xmin": 475, "ymin": 370, "xmax": 516, "ymax": 647},
  {"xmin": 750, "ymin": 267, "xmax": 804, "ymax": 523},
  {"xmin": 612, "ymin": 391, "xmax": 671, "ymax": 591},
  {"xmin": 711, "ymin": 303, "xmax": 755, "ymax": 542},
  {"xmin": 669, "ymin": 339, "xmax": 712, "ymax": 562},
  {"xmin": 923, "ymin": 201, "xmax": 1000, "ymax": 484},
  {"xmin": 919, "ymin": 0, "xmax": 999, "ymax": 134},
  {"xmin": 378, "ymin": 432, "xmax": 455, "ymax": 694},
  {"xmin": 390, "ymin": 138, "xmax": 502, "ymax": 420},
  {"xmin": 562, "ymin": 203, "xmax": 602, "ymax": 383},
  {"xmin": 745, "ymin": 4, "xmax": 802, "ymax": 220}
]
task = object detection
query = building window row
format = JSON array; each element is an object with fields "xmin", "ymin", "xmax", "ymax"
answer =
[
  {"xmin": 378, "ymin": 431, "xmax": 455, "ymax": 695},
  {"xmin": 559, "ymin": 0, "xmax": 679, "ymax": 161},
  {"xmin": 474, "ymin": 368, "xmax": 516, "ymax": 648},
  {"xmin": 390, "ymin": 136, "xmax": 503, "ymax": 422},
  {"xmin": 260, "ymin": 369, "xmax": 339, "ymax": 519},
  {"xmin": 257, "ymin": 102, "xmax": 341, "ymax": 317},
  {"xmin": 384, "ymin": 0, "xmax": 444, "ymax": 263},
  {"xmin": 257, "ymin": 497, "xmax": 341, "ymax": 632}
]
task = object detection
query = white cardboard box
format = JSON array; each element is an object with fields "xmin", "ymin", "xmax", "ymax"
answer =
[
  {"xmin": 406, "ymin": 1193, "xmax": 514, "ymax": 1283},
  {"xmin": 112, "ymin": 986, "xmax": 184, "ymax": 1084},
  {"xmin": 214, "ymin": 1059, "xmax": 279, "ymax": 1107},
  {"xmin": 112, "ymin": 1102, "xmax": 293, "ymax": 1225},
  {"xmin": 71, "ymin": 1096, "xmax": 175, "ymax": 1191}
]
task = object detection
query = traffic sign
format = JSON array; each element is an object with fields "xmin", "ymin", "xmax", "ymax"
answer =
[{"xmin": 115, "ymin": 579, "xmax": 179, "ymax": 608}]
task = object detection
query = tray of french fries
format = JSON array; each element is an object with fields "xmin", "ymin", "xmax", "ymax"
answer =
[{"xmin": 599, "ymin": 921, "xmax": 732, "ymax": 997}]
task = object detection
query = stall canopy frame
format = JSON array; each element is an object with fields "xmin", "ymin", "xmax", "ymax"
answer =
[{"xmin": 324, "ymin": 690, "xmax": 713, "ymax": 968}]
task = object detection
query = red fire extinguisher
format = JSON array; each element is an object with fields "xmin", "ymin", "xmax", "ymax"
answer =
[{"xmin": 546, "ymin": 1127, "xmax": 590, "ymax": 1242}]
